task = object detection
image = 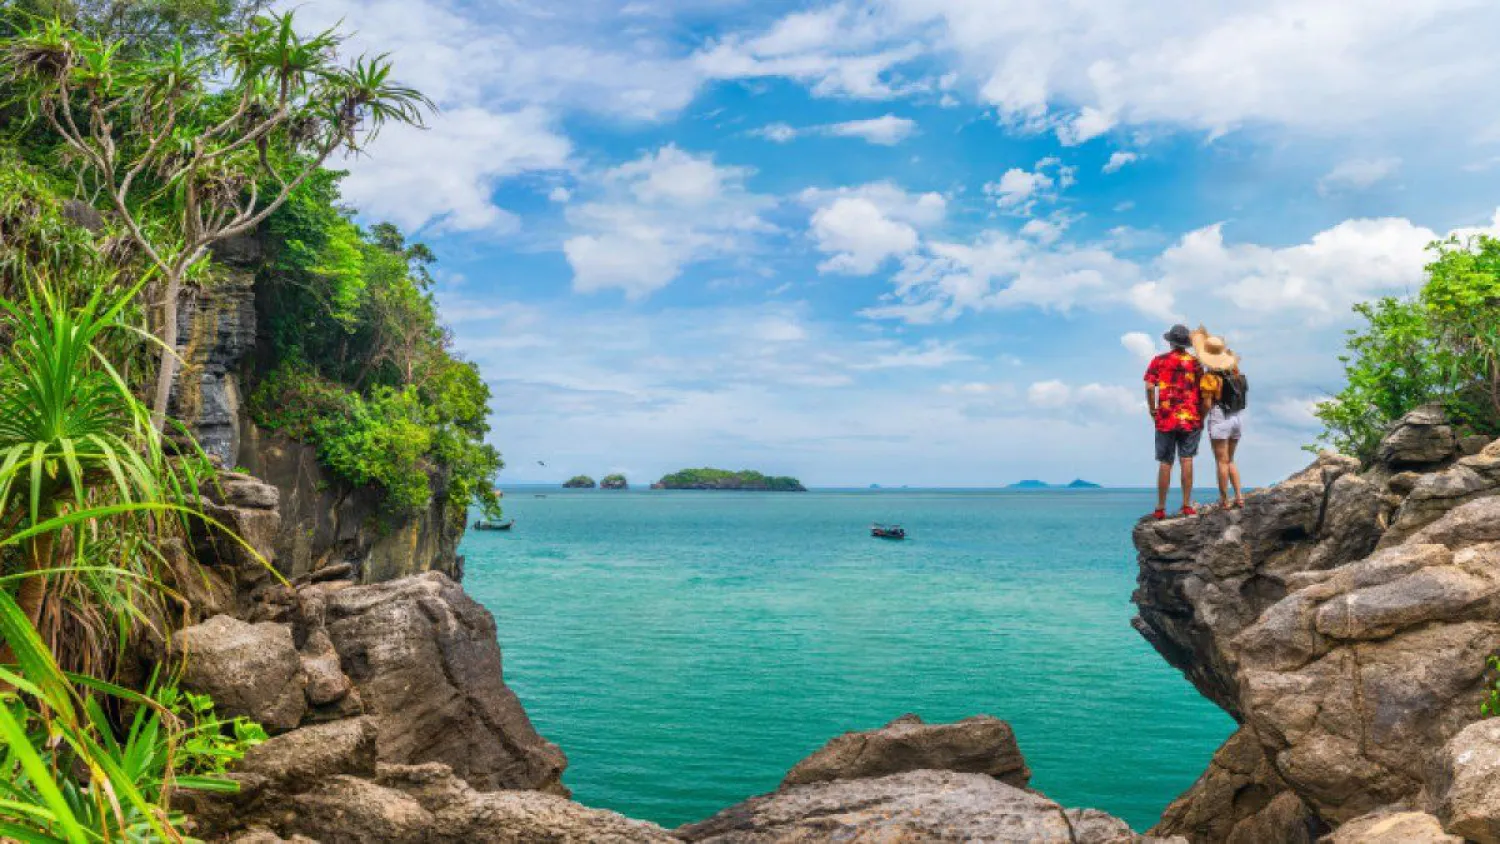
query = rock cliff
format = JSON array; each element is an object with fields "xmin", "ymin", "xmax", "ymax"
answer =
[{"xmin": 1135, "ymin": 406, "xmax": 1500, "ymax": 842}]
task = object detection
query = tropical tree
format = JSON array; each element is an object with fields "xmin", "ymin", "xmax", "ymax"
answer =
[{"xmin": 0, "ymin": 11, "xmax": 432, "ymax": 429}]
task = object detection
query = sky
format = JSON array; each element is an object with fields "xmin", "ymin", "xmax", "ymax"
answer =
[{"xmin": 289, "ymin": 0, "xmax": 1500, "ymax": 488}]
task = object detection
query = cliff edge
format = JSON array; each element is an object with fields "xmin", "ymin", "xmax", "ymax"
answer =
[{"xmin": 1134, "ymin": 406, "xmax": 1500, "ymax": 841}]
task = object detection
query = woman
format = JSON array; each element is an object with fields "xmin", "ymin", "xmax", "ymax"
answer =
[{"xmin": 1193, "ymin": 327, "xmax": 1247, "ymax": 510}]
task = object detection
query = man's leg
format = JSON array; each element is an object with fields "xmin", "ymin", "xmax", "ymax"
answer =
[
  {"xmin": 1157, "ymin": 461, "xmax": 1171, "ymax": 511},
  {"xmin": 1212, "ymin": 439, "xmax": 1231, "ymax": 504},
  {"xmin": 1181, "ymin": 457, "xmax": 1194, "ymax": 509}
]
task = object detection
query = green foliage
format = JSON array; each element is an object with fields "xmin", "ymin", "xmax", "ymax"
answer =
[
  {"xmin": 654, "ymin": 468, "xmax": 805, "ymax": 491},
  {"xmin": 563, "ymin": 475, "xmax": 595, "ymax": 488},
  {"xmin": 1483, "ymin": 655, "xmax": 1500, "ymax": 718},
  {"xmin": 1316, "ymin": 236, "xmax": 1500, "ymax": 461}
]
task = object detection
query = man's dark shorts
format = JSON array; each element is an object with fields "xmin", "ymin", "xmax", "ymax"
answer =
[{"xmin": 1155, "ymin": 428, "xmax": 1202, "ymax": 464}]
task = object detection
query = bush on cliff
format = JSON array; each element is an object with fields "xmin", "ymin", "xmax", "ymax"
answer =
[{"xmin": 1317, "ymin": 235, "xmax": 1500, "ymax": 462}]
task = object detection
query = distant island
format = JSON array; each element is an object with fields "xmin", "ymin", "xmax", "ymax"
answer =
[
  {"xmin": 563, "ymin": 475, "xmax": 597, "ymax": 488},
  {"xmin": 601, "ymin": 473, "xmax": 628, "ymax": 490},
  {"xmin": 1006, "ymin": 479, "xmax": 1102, "ymax": 490},
  {"xmin": 651, "ymin": 468, "xmax": 806, "ymax": 491}
]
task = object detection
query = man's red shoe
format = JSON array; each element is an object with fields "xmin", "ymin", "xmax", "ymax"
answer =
[
  {"xmin": 1152, "ymin": 508, "xmax": 1166, "ymax": 520},
  {"xmin": 1181, "ymin": 505, "xmax": 1197, "ymax": 517}
]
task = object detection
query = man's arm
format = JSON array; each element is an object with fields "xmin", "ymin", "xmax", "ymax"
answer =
[{"xmin": 1145, "ymin": 385, "xmax": 1157, "ymax": 419}]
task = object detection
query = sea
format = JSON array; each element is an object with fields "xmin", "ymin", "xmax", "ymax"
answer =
[{"xmin": 460, "ymin": 487, "xmax": 1235, "ymax": 832}]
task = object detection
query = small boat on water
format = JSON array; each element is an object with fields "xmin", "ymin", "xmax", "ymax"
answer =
[
  {"xmin": 473, "ymin": 519, "xmax": 515, "ymax": 531},
  {"xmin": 871, "ymin": 523, "xmax": 906, "ymax": 540}
]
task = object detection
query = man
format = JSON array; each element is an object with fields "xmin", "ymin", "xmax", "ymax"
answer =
[{"xmin": 1144, "ymin": 324, "xmax": 1203, "ymax": 519}]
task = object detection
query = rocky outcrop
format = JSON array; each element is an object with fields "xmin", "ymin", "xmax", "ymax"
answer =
[
  {"xmin": 1134, "ymin": 409, "xmax": 1500, "ymax": 840},
  {"xmin": 188, "ymin": 718, "xmax": 668, "ymax": 844},
  {"xmin": 175, "ymin": 571, "xmax": 566, "ymax": 794},
  {"xmin": 1152, "ymin": 726, "xmax": 1320, "ymax": 843},
  {"xmin": 170, "ymin": 267, "xmax": 257, "ymax": 465},
  {"xmin": 681, "ymin": 714, "xmax": 1172, "ymax": 843},
  {"xmin": 1323, "ymin": 810, "xmax": 1462, "ymax": 843},
  {"xmin": 234, "ymin": 427, "xmax": 463, "ymax": 583},
  {"xmin": 679, "ymin": 770, "xmax": 1167, "ymax": 843},
  {"xmin": 780, "ymin": 713, "xmax": 1030, "ymax": 789},
  {"xmin": 1432, "ymin": 719, "xmax": 1500, "ymax": 843}
]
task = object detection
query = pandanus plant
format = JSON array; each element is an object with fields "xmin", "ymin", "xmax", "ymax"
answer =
[{"xmin": 0, "ymin": 11, "xmax": 433, "ymax": 431}]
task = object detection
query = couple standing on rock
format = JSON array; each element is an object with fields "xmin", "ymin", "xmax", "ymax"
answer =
[{"xmin": 1144, "ymin": 323, "xmax": 1249, "ymax": 520}]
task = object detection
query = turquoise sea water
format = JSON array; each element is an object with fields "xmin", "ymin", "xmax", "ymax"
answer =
[{"xmin": 461, "ymin": 488, "xmax": 1234, "ymax": 831}]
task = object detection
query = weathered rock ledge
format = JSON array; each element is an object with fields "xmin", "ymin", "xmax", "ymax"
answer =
[{"xmin": 1135, "ymin": 406, "xmax": 1500, "ymax": 842}]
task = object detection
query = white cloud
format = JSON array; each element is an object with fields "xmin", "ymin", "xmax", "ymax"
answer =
[
  {"xmin": 1028, "ymin": 380, "xmax": 1139, "ymax": 415},
  {"xmin": 1121, "ymin": 331, "xmax": 1159, "ymax": 362},
  {"xmin": 337, "ymin": 107, "xmax": 571, "ymax": 233},
  {"xmin": 825, "ymin": 114, "xmax": 918, "ymax": 145},
  {"xmin": 724, "ymin": 1, "xmax": 1500, "ymax": 146},
  {"xmin": 853, "ymin": 341, "xmax": 974, "ymax": 369},
  {"xmin": 1268, "ymin": 396, "xmax": 1325, "ymax": 429},
  {"xmin": 1317, "ymin": 157, "xmax": 1401, "ymax": 194},
  {"xmin": 803, "ymin": 182, "xmax": 947, "ymax": 274},
  {"xmin": 1103, "ymin": 151, "xmax": 1140, "ymax": 174},
  {"xmin": 548, "ymin": 186, "xmax": 573, "ymax": 203},
  {"xmin": 564, "ymin": 145, "xmax": 776, "ymax": 297},
  {"xmin": 983, "ymin": 157, "xmax": 1075, "ymax": 215},
  {"xmin": 751, "ymin": 114, "xmax": 918, "ymax": 145},
  {"xmin": 753, "ymin": 122, "xmax": 799, "ymax": 142}
]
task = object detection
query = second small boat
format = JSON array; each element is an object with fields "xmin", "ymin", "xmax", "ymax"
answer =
[
  {"xmin": 871, "ymin": 523, "xmax": 906, "ymax": 540},
  {"xmin": 474, "ymin": 519, "xmax": 515, "ymax": 531}
]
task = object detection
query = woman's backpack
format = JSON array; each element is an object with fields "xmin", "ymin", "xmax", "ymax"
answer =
[{"xmin": 1219, "ymin": 370, "xmax": 1249, "ymax": 414}]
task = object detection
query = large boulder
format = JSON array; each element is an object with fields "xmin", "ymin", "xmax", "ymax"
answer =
[
  {"xmin": 1432, "ymin": 718, "xmax": 1500, "ymax": 843},
  {"xmin": 312, "ymin": 572, "xmax": 567, "ymax": 793},
  {"xmin": 1377, "ymin": 405, "xmax": 1460, "ymax": 470},
  {"xmin": 172, "ymin": 615, "xmax": 306, "ymax": 732},
  {"xmin": 780, "ymin": 713, "xmax": 1030, "ymax": 789},
  {"xmin": 1152, "ymin": 726, "xmax": 1320, "ymax": 843},
  {"xmin": 678, "ymin": 770, "xmax": 1166, "ymax": 843},
  {"xmin": 1379, "ymin": 440, "xmax": 1500, "ymax": 549},
  {"xmin": 1322, "ymin": 810, "xmax": 1461, "ymax": 843}
]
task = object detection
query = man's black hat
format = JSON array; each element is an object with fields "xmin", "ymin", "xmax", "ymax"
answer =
[{"xmin": 1163, "ymin": 324, "xmax": 1192, "ymax": 347}]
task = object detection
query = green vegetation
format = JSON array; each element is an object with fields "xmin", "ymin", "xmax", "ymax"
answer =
[
  {"xmin": 601, "ymin": 473, "xmax": 628, "ymax": 489},
  {"xmin": 0, "ymin": 4, "xmax": 484, "ymax": 837},
  {"xmin": 563, "ymin": 475, "xmax": 597, "ymax": 489},
  {"xmin": 654, "ymin": 468, "xmax": 806, "ymax": 491},
  {"xmin": 1316, "ymin": 236, "xmax": 1500, "ymax": 462},
  {"xmin": 1483, "ymin": 655, "xmax": 1500, "ymax": 718}
]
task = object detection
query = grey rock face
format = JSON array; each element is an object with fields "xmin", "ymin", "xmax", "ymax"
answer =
[
  {"xmin": 1152, "ymin": 726, "xmax": 1319, "ymax": 844},
  {"xmin": 679, "ymin": 770, "xmax": 1171, "ymax": 843},
  {"xmin": 235, "ymin": 427, "xmax": 463, "ymax": 583},
  {"xmin": 1377, "ymin": 404, "xmax": 1459, "ymax": 469},
  {"xmin": 1432, "ymin": 719, "xmax": 1500, "ymax": 844},
  {"xmin": 1380, "ymin": 440, "xmax": 1500, "ymax": 548},
  {"xmin": 170, "ymin": 270, "xmax": 257, "ymax": 465},
  {"xmin": 780, "ymin": 713, "xmax": 1030, "ymax": 790},
  {"xmin": 172, "ymin": 615, "xmax": 306, "ymax": 732}
]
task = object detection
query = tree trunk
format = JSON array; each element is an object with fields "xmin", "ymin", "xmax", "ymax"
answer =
[
  {"xmin": 14, "ymin": 529, "xmax": 54, "ymax": 627},
  {"xmin": 150, "ymin": 274, "xmax": 183, "ymax": 432}
]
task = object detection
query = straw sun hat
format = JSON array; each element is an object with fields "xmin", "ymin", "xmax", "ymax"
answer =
[{"xmin": 1191, "ymin": 325, "xmax": 1238, "ymax": 370}]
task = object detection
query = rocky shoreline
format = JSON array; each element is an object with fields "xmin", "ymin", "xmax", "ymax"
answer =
[{"xmin": 170, "ymin": 403, "xmax": 1500, "ymax": 842}]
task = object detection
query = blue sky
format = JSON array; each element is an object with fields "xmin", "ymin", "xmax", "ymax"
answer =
[{"xmin": 293, "ymin": 0, "xmax": 1500, "ymax": 487}]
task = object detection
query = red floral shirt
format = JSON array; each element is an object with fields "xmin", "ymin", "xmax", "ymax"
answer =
[{"xmin": 1144, "ymin": 351, "xmax": 1203, "ymax": 433}]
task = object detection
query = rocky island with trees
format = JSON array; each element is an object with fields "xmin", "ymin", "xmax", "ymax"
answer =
[
  {"xmin": 651, "ymin": 468, "xmax": 807, "ymax": 491},
  {"xmin": 601, "ymin": 474, "xmax": 629, "ymax": 489},
  {"xmin": 562, "ymin": 475, "xmax": 597, "ymax": 488}
]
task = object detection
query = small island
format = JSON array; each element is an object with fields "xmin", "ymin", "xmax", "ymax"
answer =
[
  {"xmin": 562, "ymin": 475, "xmax": 597, "ymax": 489},
  {"xmin": 651, "ymin": 468, "xmax": 806, "ymax": 491},
  {"xmin": 1006, "ymin": 479, "xmax": 1103, "ymax": 490},
  {"xmin": 601, "ymin": 473, "xmax": 629, "ymax": 490}
]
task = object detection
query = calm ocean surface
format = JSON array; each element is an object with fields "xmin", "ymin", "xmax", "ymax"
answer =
[{"xmin": 461, "ymin": 488, "xmax": 1234, "ymax": 831}]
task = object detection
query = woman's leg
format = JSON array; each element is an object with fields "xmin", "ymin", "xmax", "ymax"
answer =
[
  {"xmin": 1227, "ymin": 436, "xmax": 1244, "ymax": 504},
  {"xmin": 1211, "ymin": 439, "xmax": 1231, "ymax": 505}
]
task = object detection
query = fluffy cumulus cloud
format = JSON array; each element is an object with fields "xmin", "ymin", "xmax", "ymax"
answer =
[
  {"xmin": 1103, "ymin": 152, "xmax": 1139, "ymax": 174},
  {"xmin": 1120, "ymin": 331, "xmax": 1159, "ymax": 362},
  {"xmin": 983, "ymin": 157, "xmax": 1075, "ymax": 215},
  {"xmin": 717, "ymin": 1, "xmax": 1500, "ymax": 146},
  {"xmin": 1317, "ymin": 157, "xmax": 1402, "ymax": 194},
  {"xmin": 865, "ymin": 208, "xmax": 1500, "ymax": 327},
  {"xmin": 803, "ymin": 183, "xmax": 946, "ymax": 274},
  {"xmin": 563, "ymin": 145, "xmax": 776, "ymax": 297}
]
